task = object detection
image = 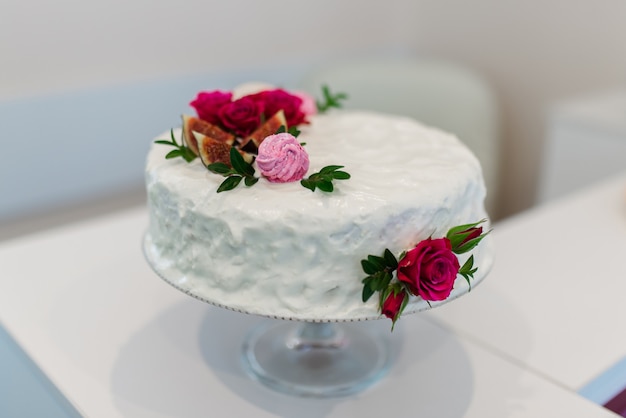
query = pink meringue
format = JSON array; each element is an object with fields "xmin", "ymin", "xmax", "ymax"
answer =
[{"xmin": 256, "ymin": 133, "xmax": 310, "ymax": 183}]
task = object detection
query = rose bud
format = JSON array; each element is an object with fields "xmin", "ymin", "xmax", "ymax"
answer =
[
  {"xmin": 382, "ymin": 290, "xmax": 407, "ymax": 323},
  {"xmin": 460, "ymin": 226, "xmax": 482, "ymax": 244},
  {"xmin": 446, "ymin": 220, "xmax": 488, "ymax": 254}
]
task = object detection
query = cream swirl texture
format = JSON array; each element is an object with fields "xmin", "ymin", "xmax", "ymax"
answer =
[{"xmin": 256, "ymin": 133, "xmax": 310, "ymax": 183}]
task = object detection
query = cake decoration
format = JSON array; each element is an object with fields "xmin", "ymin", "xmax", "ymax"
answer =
[
  {"xmin": 361, "ymin": 220, "xmax": 489, "ymax": 328},
  {"xmin": 300, "ymin": 165, "xmax": 351, "ymax": 192},
  {"xmin": 206, "ymin": 148, "xmax": 259, "ymax": 193},
  {"xmin": 146, "ymin": 82, "xmax": 493, "ymax": 327},
  {"xmin": 256, "ymin": 133, "xmax": 310, "ymax": 183},
  {"xmin": 154, "ymin": 129, "xmax": 198, "ymax": 163},
  {"xmin": 155, "ymin": 84, "xmax": 350, "ymax": 193}
]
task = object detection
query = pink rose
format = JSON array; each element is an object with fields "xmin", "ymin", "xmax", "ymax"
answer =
[
  {"xmin": 293, "ymin": 90, "xmax": 318, "ymax": 118},
  {"xmin": 248, "ymin": 89, "xmax": 307, "ymax": 127},
  {"xmin": 381, "ymin": 291, "xmax": 407, "ymax": 322},
  {"xmin": 218, "ymin": 96, "xmax": 263, "ymax": 137},
  {"xmin": 189, "ymin": 90, "xmax": 232, "ymax": 125},
  {"xmin": 256, "ymin": 133, "xmax": 309, "ymax": 183},
  {"xmin": 397, "ymin": 238, "xmax": 460, "ymax": 301}
]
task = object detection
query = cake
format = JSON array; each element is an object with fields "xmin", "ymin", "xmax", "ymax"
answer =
[{"xmin": 144, "ymin": 84, "xmax": 494, "ymax": 324}]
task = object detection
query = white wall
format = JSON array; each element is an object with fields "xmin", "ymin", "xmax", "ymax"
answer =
[
  {"xmin": 410, "ymin": 0, "xmax": 626, "ymax": 216},
  {"xmin": 0, "ymin": 0, "xmax": 418, "ymax": 100},
  {"xmin": 3, "ymin": 0, "xmax": 626, "ymax": 221},
  {"xmin": 0, "ymin": 0, "xmax": 419, "ymax": 225}
]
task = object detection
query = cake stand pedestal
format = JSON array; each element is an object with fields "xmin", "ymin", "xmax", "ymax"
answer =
[{"xmin": 241, "ymin": 320, "xmax": 390, "ymax": 397}]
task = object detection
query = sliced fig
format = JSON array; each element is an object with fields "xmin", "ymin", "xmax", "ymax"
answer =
[
  {"xmin": 240, "ymin": 110, "xmax": 287, "ymax": 152},
  {"xmin": 181, "ymin": 115, "xmax": 234, "ymax": 156},
  {"xmin": 196, "ymin": 133, "xmax": 233, "ymax": 166}
]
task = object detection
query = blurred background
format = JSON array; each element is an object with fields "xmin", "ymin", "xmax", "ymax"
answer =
[{"xmin": 2, "ymin": 0, "xmax": 626, "ymax": 239}]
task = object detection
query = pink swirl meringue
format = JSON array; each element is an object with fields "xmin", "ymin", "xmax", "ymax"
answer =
[{"xmin": 256, "ymin": 133, "xmax": 310, "ymax": 183}]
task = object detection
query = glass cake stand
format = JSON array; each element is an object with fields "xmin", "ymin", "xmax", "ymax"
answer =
[{"xmin": 143, "ymin": 233, "xmax": 493, "ymax": 398}]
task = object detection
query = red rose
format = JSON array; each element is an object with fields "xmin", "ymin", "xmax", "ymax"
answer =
[
  {"xmin": 381, "ymin": 291, "xmax": 407, "ymax": 321},
  {"xmin": 189, "ymin": 90, "xmax": 232, "ymax": 125},
  {"xmin": 218, "ymin": 96, "xmax": 263, "ymax": 137},
  {"xmin": 397, "ymin": 238, "xmax": 460, "ymax": 301},
  {"xmin": 248, "ymin": 89, "xmax": 307, "ymax": 127}
]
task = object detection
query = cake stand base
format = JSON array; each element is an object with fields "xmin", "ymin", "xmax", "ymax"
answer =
[{"xmin": 241, "ymin": 321, "xmax": 390, "ymax": 398}]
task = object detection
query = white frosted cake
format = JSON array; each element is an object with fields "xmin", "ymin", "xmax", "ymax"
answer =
[{"xmin": 144, "ymin": 86, "xmax": 493, "ymax": 323}]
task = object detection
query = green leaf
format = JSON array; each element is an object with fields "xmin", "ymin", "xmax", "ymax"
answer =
[
  {"xmin": 463, "ymin": 275, "xmax": 472, "ymax": 289},
  {"xmin": 367, "ymin": 255, "xmax": 386, "ymax": 271},
  {"xmin": 317, "ymin": 180, "xmax": 334, "ymax": 192},
  {"xmin": 207, "ymin": 162, "xmax": 232, "ymax": 175},
  {"xmin": 230, "ymin": 148, "xmax": 255, "ymax": 176},
  {"xmin": 288, "ymin": 126, "xmax": 301, "ymax": 137},
  {"xmin": 383, "ymin": 248, "xmax": 398, "ymax": 269},
  {"xmin": 379, "ymin": 285, "xmax": 393, "ymax": 310},
  {"xmin": 362, "ymin": 283, "xmax": 375, "ymax": 302},
  {"xmin": 380, "ymin": 271, "xmax": 393, "ymax": 290},
  {"xmin": 320, "ymin": 165, "xmax": 344, "ymax": 174},
  {"xmin": 307, "ymin": 173, "xmax": 321, "ymax": 182},
  {"xmin": 275, "ymin": 125, "xmax": 287, "ymax": 134},
  {"xmin": 361, "ymin": 260, "xmax": 378, "ymax": 275},
  {"xmin": 459, "ymin": 254, "xmax": 475, "ymax": 275},
  {"xmin": 459, "ymin": 255, "xmax": 478, "ymax": 290},
  {"xmin": 300, "ymin": 165, "xmax": 350, "ymax": 193},
  {"xmin": 244, "ymin": 176, "xmax": 259, "ymax": 187},
  {"xmin": 317, "ymin": 85, "xmax": 348, "ymax": 113},
  {"xmin": 369, "ymin": 271, "xmax": 387, "ymax": 291},
  {"xmin": 217, "ymin": 175, "xmax": 242, "ymax": 193},
  {"xmin": 165, "ymin": 149, "xmax": 182, "ymax": 159},
  {"xmin": 181, "ymin": 149, "xmax": 197, "ymax": 162},
  {"xmin": 156, "ymin": 128, "xmax": 197, "ymax": 163},
  {"xmin": 300, "ymin": 179, "xmax": 316, "ymax": 191},
  {"xmin": 332, "ymin": 171, "xmax": 351, "ymax": 180}
]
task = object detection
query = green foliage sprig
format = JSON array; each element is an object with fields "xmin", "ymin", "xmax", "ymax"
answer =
[
  {"xmin": 316, "ymin": 85, "xmax": 348, "ymax": 113},
  {"xmin": 154, "ymin": 129, "xmax": 197, "ymax": 162},
  {"xmin": 359, "ymin": 220, "xmax": 490, "ymax": 330},
  {"xmin": 275, "ymin": 125, "xmax": 301, "ymax": 138},
  {"xmin": 361, "ymin": 249, "xmax": 399, "ymax": 304},
  {"xmin": 207, "ymin": 148, "xmax": 259, "ymax": 193},
  {"xmin": 300, "ymin": 165, "xmax": 351, "ymax": 192}
]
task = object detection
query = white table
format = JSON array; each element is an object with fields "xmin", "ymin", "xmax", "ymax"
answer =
[
  {"xmin": 1, "ymin": 175, "xmax": 625, "ymax": 417},
  {"xmin": 430, "ymin": 172, "xmax": 626, "ymax": 392}
]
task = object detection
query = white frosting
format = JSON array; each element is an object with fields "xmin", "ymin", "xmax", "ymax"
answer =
[{"xmin": 144, "ymin": 111, "xmax": 493, "ymax": 320}]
